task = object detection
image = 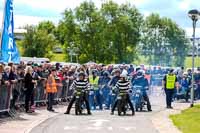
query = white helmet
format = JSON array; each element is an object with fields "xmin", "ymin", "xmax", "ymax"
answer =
[
  {"xmin": 120, "ymin": 70, "xmax": 127, "ymax": 78},
  {"xmin": 183, "ymin": 72, "xmax": 188, "ymax": 76}
]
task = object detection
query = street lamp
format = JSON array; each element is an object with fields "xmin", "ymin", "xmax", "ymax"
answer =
[
  {"xmin": 67, "ymin": 42, "xmax": 79, "ymax": 63},
  {"xmin": 188, "ymin": 9, "xmax": 200, "ymax": 107}
]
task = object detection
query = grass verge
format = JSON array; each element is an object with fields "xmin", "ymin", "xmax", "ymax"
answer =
[{"xmin": 170, "ymin": 105, "xmax": 200, "ymax": 133}]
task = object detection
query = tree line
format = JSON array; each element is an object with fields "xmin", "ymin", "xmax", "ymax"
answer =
[{"xmin": 19, "ymin": 1, "xmax": 190, "ymax": 66}]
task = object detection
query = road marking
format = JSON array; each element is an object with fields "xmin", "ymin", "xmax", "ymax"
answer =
[
  {"xmin": 90, "ymin": 119, "xmax": 109, "ymax": 127},
  {"xmin": 64, "ymin": 126, "xmax": 77, "ymax": 130},
  {"xmin": 108, "ymin": 127, "xmax": 113, "ymax": 130},
  {"xmin": 86, "ymin": 127, "xmax": 101, "ymax": 130},
  {"xmin": 120, "ymin": 127, "xmax": 136, "ymax": 131}
]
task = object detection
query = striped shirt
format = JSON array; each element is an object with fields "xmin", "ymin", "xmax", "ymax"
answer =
[
  {"xmin": 115, "ymin": 80, "xmax": 130, "ymax": 93},
  {"xmin": 70, "ymin": 79, "xmax": 90, "ymax": 90}
]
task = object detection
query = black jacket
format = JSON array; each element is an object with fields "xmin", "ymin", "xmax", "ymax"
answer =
[{"xmin": 24, "ymin": 73, "xmax": 34, "ymax": 90}]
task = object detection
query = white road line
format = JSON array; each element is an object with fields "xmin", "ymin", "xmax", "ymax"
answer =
[
  {"xmin": 120, "ymin": 127, "xmax": 136, "ymax": 131},
  {"xmin": 90, "ymin": 119, "xmax": 109, "ymax": 127},
  {"xmin": 108, "ymin": 127, "xmax": 113, "ymax": 130},
  {"xmin": 86, "ymin": 127, "xmax": 101, "ymax": 130},
  {"xmin": 64, "ymin": 126, "xmax": 77, "ymax": 130}
]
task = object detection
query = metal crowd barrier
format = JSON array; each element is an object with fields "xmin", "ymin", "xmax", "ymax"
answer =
[
  {"xmin": 150, "ymin": 74, "xmax": 164, "ymax": 86},
  {"xmin": 15, "ymin": 78, "xmax": 70, "ymax": 106},
  {"xmin": 0, "ymin": 84, "xmax": 11, "ymax": 112},
  {"xmin": 55, "ymin": 79, "xmax": 63, "ymax": 102},
  {"xmin": 35, "ymin": 79, "xmax": 47, "ymax": 103},
  {"xmin": 0, "ymin": 77, "xmax": 72, "ymax": 113},
  {"xmin": 15, "ymin": 79, "xmax": 25, "ymax": 105}
]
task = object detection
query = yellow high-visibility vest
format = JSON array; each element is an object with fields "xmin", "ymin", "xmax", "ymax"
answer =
[
  {"xmin": 89, "ymin": 76, "xmax": 99, "ymax": 90},
  {"xmin": 166, "ymin": 74, "xmax": 176, "ymax": 89}
]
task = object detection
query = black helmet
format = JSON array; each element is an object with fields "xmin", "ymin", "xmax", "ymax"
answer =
[
  {"xmin": 169, "ymin": 69, "xmax": 174, "ymax": 73},
  {"xmin": 78, "ymin": 71, "xmax": 85, "ymax": 77},
  {"xmin": 137, "ymin": 70, "xmax": 143, "ymax": 76},
  {"xmin": 103, "ymin": 71, "xmax": 110, "ymax": 76}
]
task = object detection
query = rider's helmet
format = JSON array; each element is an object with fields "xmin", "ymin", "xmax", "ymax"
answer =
[
  {"xmin": 78, "ymin": 71, "xmax": 85, "ymax": 77},
  {"xmin": 120, "ymin": 71, "xmax": 127, "ymax": 78},
  {"xmin": 183, "ymin": 72, "xmax": 188, "ymax": 77},
  {"xmin": 137, "ymin": 70, "xmax": 144, "ymax": 77}
]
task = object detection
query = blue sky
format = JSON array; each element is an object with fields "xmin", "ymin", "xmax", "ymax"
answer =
[{"xmin": 0, "ymin": 0, "xmax": 200, "ymax": 36}]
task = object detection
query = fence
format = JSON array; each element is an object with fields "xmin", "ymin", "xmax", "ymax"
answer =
[
  {"xmin": 0, "ymin": 78, "xmax": 71, "ymax": 113},
  {"xmin": 0, "ymin": 84, "xmax": 11, "ymax": 112},
  {"xmin": 150, "ymin": 74, "xmax": 164, "ymax": 86}
]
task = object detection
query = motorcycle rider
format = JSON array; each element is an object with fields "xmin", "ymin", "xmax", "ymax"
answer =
[
  {"xmin": 132, "ymin": 70, "xmax": 152, "ymax": 111},
  {"xmin": 108, "ymin": 68, "xmax": 121, "ymax": 109},
  {"xmin": 111, "ymin": 71, "xmax": 135, "ymax": 115},
  {"xmin": 64, "ymin": 72, "xmax": 91, "ymax": 115}
]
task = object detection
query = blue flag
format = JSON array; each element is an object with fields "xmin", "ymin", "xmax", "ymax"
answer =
[{"xmin": 0, "ymin": 0, "xmax": 20, "ymax": 64}]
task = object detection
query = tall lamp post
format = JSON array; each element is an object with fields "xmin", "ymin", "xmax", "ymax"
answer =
[
  {"xmin": 67, "ymin": 42, "xmax": 79, "ymax": 63},
  {"xmin": 188, "ymin": 9, "xmax": 200, "ymax": 107}
]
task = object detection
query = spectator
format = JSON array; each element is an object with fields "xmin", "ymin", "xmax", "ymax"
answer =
[
  {"xmin": 46, "ymin": 68, "xmax": 57, "ymax": 112},
  {"xmin": 24, "ymin": 66, "xmax": 35, "ymax": 113},
  {"xmin": 0, "ymin": 64, "xmax": 4, "ymax": 85}
]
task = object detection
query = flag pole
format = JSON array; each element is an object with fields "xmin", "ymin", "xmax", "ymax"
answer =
[{"xmin": 0, "ymin": 0, "xmax": 7, "ymax": 55}]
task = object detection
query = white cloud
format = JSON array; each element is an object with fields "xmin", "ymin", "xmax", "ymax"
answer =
[
  {"xmin": 185, "ymin": 27, "xmax": 200, "ymax": 38},
  {"xmin": 13, "ymin": 0, "xmax": 149, "ymax": 12},
  {"xmin": 0, "ymin": 11, "xmax": 59, "ymax": 29},
  {"xmin": 0, "ymin": 0, "xmax": 149, "ymax": 29},
  {"xmin": 100, "ymin": 0, "xmax": 149, "ymax": 6},
  {"xmin": 15, "ymin": 0, "xmax": 82, "ymax": 12},
  {"xmin": 143, "ymin": 10, "xmax": 151, "ymax": 17},
  {"xmin": 178, "ymin": 0, "xmax": 191, "ymax": 11}
]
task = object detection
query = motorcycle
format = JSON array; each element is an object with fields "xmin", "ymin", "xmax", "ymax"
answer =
[
  {"xmin": 74, "ymin": 88, "xmax": 86, "ymax": 115},
  {"xmin": 117, "ymin": 92, "xmax": 129, "ymax": 116},
  {"xmin": 133, "ymin": 86, "xmax": 146, "ymax": 112}
]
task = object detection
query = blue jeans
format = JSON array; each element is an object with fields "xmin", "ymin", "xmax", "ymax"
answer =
[
  {"xmin": 106, "ymin": 92, "xmax": 117, "ymax": 109},
  {"xmin": 102, "ymin": 87, "xmax": 110, "ymax": 106},
  {"xmin": 89, "ymin": 90, "xmax": 103, "ymax": 110}
]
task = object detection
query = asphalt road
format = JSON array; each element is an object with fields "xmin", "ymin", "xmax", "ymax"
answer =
[{"xmin": 30, "ymin": 87, "xmax": 166, "ymax": 133}]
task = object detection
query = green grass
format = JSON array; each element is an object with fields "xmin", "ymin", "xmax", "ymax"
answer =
[
  {"xmin": 51, "ymin": 53, "xmax": 66, "ymax": 62},
  {"xmin": 185, "ymin": 57, "xmax": 200, "ymax": 68},
  {"xmin": 170, "ymin": 105, "xmax": 200, "ymax": 133},
  {"xmin": 133, "ymin": 56, "xmax": 200, "ymax": 68}
]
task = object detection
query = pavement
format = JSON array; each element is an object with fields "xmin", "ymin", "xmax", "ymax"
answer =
[{"xmin": 0, "ymin": 87, "xmax": 196, "ymax": 133}]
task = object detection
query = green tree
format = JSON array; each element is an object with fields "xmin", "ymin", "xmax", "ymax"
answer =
[
  {"xmin": 38, "ymin": 21, "xmax": 55, "ymax": 34},
  {"xmin": 141, "ymin": 13, "xmax": 189, "ymax": 66},
  {"xmin": 101, "ymin": 1, "xmax": 143, "ymax": 63},
  {"xmin": 75, "ymin": 1, "xmax": 105, "ymax": 63},
  {"xmin": 23, "ymin": 25, "xmax": 56, "ymax": 59},
  {"xmin": 57, "ymin": 0, "xmax": 143, "ymax": 63}
]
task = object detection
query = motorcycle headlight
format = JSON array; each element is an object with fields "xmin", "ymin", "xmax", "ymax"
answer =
[
  {"xmin": 136, "ymin": 89, "xmax": 141, "ymax": 93},
  {"xmin": 117, "ymin": 96, "xmax": 122, "ymax": 99}
]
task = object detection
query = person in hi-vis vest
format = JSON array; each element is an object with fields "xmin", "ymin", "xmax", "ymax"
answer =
[
  {"xmin": 46, "ymin": 68, "xmax": 57, "ymax": 112},
  {"xmin": 89, "ymin": 69, "xmax": 102, "ymax": 110},
  {"xmin": 162, "ymin": 69, "xmax": 179, "ymax": 109}
]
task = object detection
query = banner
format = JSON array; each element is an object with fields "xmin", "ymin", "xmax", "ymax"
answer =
[{"xmin": 0, "ymin": 0, "xmax": 20, "ymax": 64}]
